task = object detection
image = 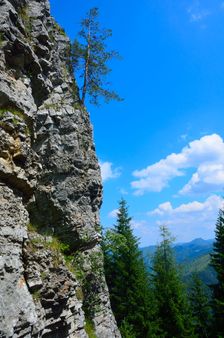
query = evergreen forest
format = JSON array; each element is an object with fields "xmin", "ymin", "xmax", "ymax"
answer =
[{"xmin": 103, "ymin": 199, "xmax": 224, "ymax": 338}]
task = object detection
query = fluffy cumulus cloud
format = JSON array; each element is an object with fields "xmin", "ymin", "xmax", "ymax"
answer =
[
  {"xmin": 131, "ymin": 134, "xmax": 224, "ymax": 195},
  {"xmin": 150, "ymin": 195, "xmax": 223, "ymax": 217},
  {"xmin": 99, "ymin": 161, "xmax": 121, "ymax": 182},
  {"xmin": 131, "ymin": 220, "xmax": 148, "ymax": 230},
  {"xmin": 148, "ymin": 195, "xmax": 223, "ymax": 242}
]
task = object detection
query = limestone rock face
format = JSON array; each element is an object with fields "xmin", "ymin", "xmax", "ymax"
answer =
[{"xmin": 0, "ymin": 0, "xmax": 120, "ymax": 337}]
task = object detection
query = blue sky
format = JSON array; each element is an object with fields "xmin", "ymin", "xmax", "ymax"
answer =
[{"xmin": 50, "ymin": 0, "xmax": 224, "ymax": 246}]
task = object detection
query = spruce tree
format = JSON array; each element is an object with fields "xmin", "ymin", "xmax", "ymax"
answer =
[
  {"xmin": 210, "ymin": 208, "xmax": 224, "ymax": 337},
  {"xmin": 189, "ymin": 273, "xmax": 211, "ymax": 338},
  {"xmin": 103, "ymin": 199, "xmax": 155, "ymax": 337},
  {"xmin": 151, "ymin": 225, "xmax": 195, "ymax": 338}
]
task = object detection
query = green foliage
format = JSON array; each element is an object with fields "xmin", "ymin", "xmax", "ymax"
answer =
[
  {"xmin": 18, "ymin": 5, "xmax": 32, "ymax": 37},
  {"xmin": 71, "ymin": 7, "xmax": 122, "ymax": 105},
  {"xmin": 76, "ymin": 286, "xmax": 84, "ymax": 301},
  {"xmin": 142, "ymin": 239, "xmax": 216, "ymax": 287},
  {"xmin": 84, "ymin": 318, "xmax": 97, "ymax": 338},
  {"xmin": 0, "ymin": 32, "xmax": 5, "ymax": 48},
  {"xmin": 62, "ymin": 253, "xmax": 77, "ymax": 273},
  {"xmin": 151, "ymin": 225, "xmax": 195, "ymax": 337},
  {"xmin": 27, "ymin": 223, "xmax": 38, "ymax": 232},
  {"xmin": 189, "ymin": 273, "xmax": 212, "ymax": 338},
  {"xmin": 29, "ymin": 236, "xmax": 63, "ymax": 267},
  {"xmin": 182, "ymin": 254, "xmax": 217, "ymax": 287},
  {"xmin": 103, "ymin": 199, "xmax": 153, "ymax": 338},
  {"xmin": 90, "ymin": 251, "xmax": 104, "ymax": 274},
  {"xmin": 40, "ymin": 271, "xmax": 47, "ymax": 280},
  {"xmin": 103, "ymin": 229, "xmax": 128, "ymax": 254},
  {"xmin": 54, "ymin": 22, "xmax": 66, "ymax": 36},
  {"xmin": 120, "ymin": 319, "xmax": 136, "ymax": 338},
  {"xmin": 73, "ymin": 101, "xmax": 85, "ymax": 111},
  {"xmin": 32, "ymin": 290, "xmax": 41, "ymax": 302},
  {"xmin": 210, "ymin": 208, "xmax": 224, "ymax": 336},
  {"xmin": 72, "ymin": 252, "xmax": 85, "ymax": 282},
  {"xmin": 0, "ymin": 108, "xmax": 31, "ymax": 135},
  {"xmin": 0, "ymin": 108, "xmax": 24, "ymax": 120},
  {"xmin": 183, "ymin": 254, "xmax": 211, "ymax": 275},
  {"xmin": 81, "ymin": 250, "xmax": 104, "ymax": 319},
  {"xmin": 27, "ymin": 224, "xmax": 77, "ymax": 272}
]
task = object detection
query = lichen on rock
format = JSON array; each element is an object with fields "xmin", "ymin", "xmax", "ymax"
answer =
[{"xmin": 0, "ymin": 0, "xmax": 120, "ymax": 337}]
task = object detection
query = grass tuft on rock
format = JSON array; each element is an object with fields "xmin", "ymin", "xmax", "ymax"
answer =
[{"xmin": 84, "ymin": 318, "xmax": 97, "ymax": 338}]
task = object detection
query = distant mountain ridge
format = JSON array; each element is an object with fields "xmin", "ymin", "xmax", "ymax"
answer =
[
  {"xmin": 173, "ymin": 238, "xmax": 214, "ymax": 263},
  {"xmin": 141, "ymin": 238, "xmax": 216, "ymax": 285}
]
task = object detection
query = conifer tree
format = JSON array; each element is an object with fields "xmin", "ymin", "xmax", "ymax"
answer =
[
  {"xmin": 189, "ymin": 273, "xmax": 211, "ymax": 338},
  {"xmin": 72, "ymin": 7, "xmax": 122, "ymax": 105},
  {"xmin": 151, "ymin": 225, "xmax": 195, "ymax": 338},
  {"xmin": 210, "ymin": 208, "xmax": 224, "ymax": 337},
  {"xmin": 103, "ymin": 199, "xmax": 155, "ymax": 337}
]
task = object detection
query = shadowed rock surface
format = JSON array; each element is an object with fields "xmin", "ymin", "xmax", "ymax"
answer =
[{"xmin": 0, "ymin": 0, "xmax": 120, "ymax": 337}]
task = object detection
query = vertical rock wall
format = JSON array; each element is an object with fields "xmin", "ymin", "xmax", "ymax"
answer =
[{"xmin": 0, "ymin": 0, "xmax": 120, "ymax": 337}]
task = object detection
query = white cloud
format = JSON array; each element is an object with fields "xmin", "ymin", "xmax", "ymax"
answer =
[
  {"xmin": 150, "ymin": 202, "xmax": 173, "ymax": 215},
  {"xmin": 180, "ymin": 163, "xmax": 224, "ymax": 195},
  {"xmin": 147, "ymin": 195, "xmax": 223, "ymax": 242},
  {"xmin": 107, "ymin": 195, "xmax": 223, "ymax": 246},
  {"xmin": 131, "ymin": 134, "xmax": 224, "ymax": 195},
  {"xmin": 99, "ymin": 161, "xmax": 121, "ymax": 182},
  {"xmin": 108, "ymin": 209, "xmax": 119, "ymax": 218},
  {"xmin": 150, "ymin": 195, "xmax": 223, "ymax": 217},
  {"xmin": 131, "ymin": 220, "xmax": 147, "ymax": 230},
  {"xmin": 130, "ymin": 220, "xmax": 157, "ymax": 245}
]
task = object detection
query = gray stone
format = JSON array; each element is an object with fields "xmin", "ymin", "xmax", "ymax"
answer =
[
  {"xmin": 0, "ymin": 185, "xmax": 37, "ymax": 337},
  {"xmin": 0, "ymin": 0, "xmax": 120, "ymax": 337}
]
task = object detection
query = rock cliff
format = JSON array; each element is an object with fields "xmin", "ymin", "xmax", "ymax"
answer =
[{"xmin": 0, "ymin": 0, "xmax": 120, "ymax": 337}]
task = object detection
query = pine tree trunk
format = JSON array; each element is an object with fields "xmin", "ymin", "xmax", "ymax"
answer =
[{"xmin": 81, "ymin": 29, "xmax": 91, "ymax": 104}]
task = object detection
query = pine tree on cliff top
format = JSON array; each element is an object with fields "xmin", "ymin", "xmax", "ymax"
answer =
[
  {"xmin": 72, "ymin": 7, "xmax": 122, "ymax": 105},
  {"xmin": 103, "ymin": 199, "xmax": 155, "ymax": 338},
  {"xmin": 210, "ymin": 208, "xmax": 224, "ymax": 337}
]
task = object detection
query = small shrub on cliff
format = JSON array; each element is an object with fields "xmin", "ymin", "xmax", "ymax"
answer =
[
  {"xmin": 76, "ymin": 286, "xmax": 84, "ymax": 301},
  {"xmin": 32, "ymin": 290, "xmax": 41, "ymax": 302},
  {"xmin": 0, "ymin": 108, "xmax": 31, "ymax": 136},
  {"xmin": 54, "ymin": 22, "xmax": 66, "ymax": 37},
  {"xmin": 40, "ymin": 271, "xmax": 47, "ymax": 280},
  {"xmin": 84, "ymin": 318, "xmax": 97, "ymax": 338},
  {"xmin": 0, "ymin": 108, "xmax": 24, "ymax": 119},
  {"xmin": 27, "ymin": 223, "xmax": 38, "ymax": 232},
  {"xmin": 18, "ymin": 5, "xmax": 32, "ymax": 38},
  {"xmin": 27, "ymin": 224, "xmax": 78, "ymax": 274}
]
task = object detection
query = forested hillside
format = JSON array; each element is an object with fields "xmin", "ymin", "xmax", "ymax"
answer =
[{"xmin": 142, "ymin": 238, "xmax": 216, "ymax": 286}]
